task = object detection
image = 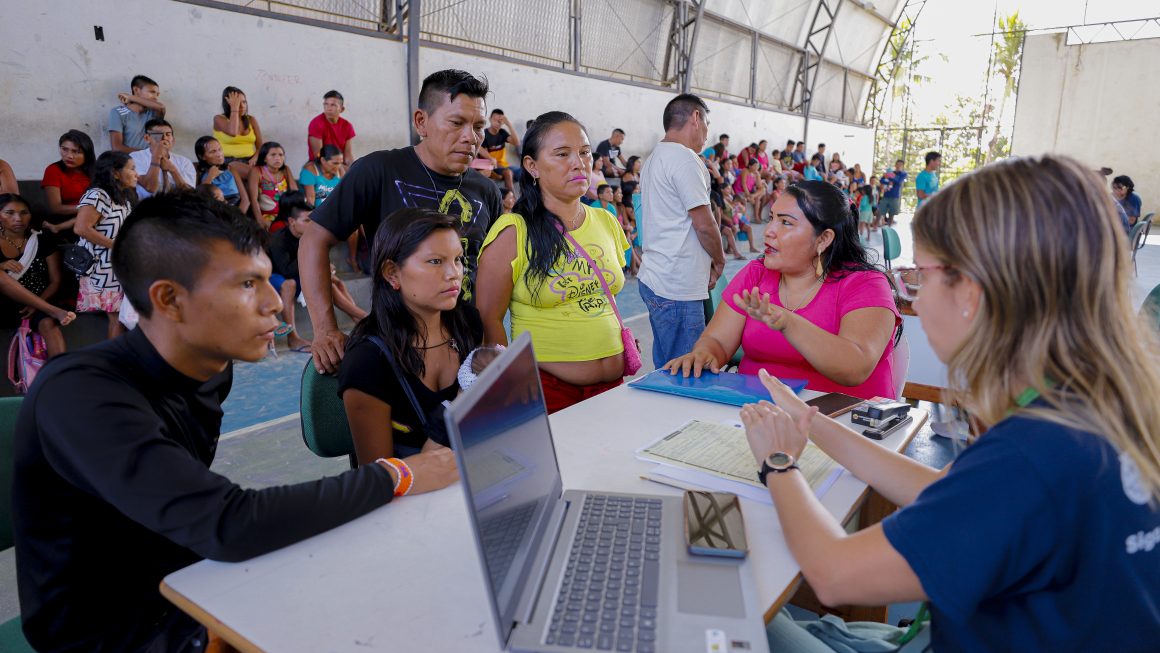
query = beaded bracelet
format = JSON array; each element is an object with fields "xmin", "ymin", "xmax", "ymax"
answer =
[{"xmin": 386, "ymin": 457, "xmax": 414, "ymax": 496}]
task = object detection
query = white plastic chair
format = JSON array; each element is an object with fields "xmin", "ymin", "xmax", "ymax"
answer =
[{"xmin": 891, "ymin": 330, "xmax": 910, "ymax": 400}]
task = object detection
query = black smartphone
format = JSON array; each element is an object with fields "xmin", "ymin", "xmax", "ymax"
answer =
[
  {"xmin": 806, "ymin": 392, "xmax": 865, "ymax": 418},
  {"xmin": 683, "ymin": 491, "xmax": 748, "ymax": 558},
  {"xmin": 862, "ymin": 414, "xmax": 914, "ymax": 440}
]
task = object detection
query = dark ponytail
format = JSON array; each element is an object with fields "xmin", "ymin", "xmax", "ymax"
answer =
[
  {"xmin": 314, "ymin": 143, "xmax": 342, "ymax": 169},
  {"xmin": 785, "ymin": 180, "xmax": 881, "ymax": 280},
  {"xmin": 513, "ymin": 111, "xmax": 587, "ymax": 293}
]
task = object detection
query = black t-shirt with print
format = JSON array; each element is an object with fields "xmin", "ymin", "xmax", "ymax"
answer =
[
  {"xmin": 310, "ymin": 146, "xmax": 503, "ymax": 303},
  {"xmin": 482, "ymin": 128, "xmax": 510, "ymax": 154}
]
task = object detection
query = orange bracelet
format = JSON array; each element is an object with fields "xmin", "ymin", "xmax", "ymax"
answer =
[{"xmin": 385, "ymin": 457, "xmax": 413, "ymax": 496}]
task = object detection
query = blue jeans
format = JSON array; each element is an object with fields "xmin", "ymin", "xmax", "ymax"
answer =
[{"xmin": 639, "ymin": 281, "xmax": 706, "ymax": 369}]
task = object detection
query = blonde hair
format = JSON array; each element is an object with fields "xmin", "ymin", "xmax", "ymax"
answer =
[{"xmin": 913, "ymin": 154, "xmax": 1160, "ymax": 502}]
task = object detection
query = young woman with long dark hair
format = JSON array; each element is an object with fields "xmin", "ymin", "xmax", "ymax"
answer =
[
  {"xmin": 194, "ymin": 135, "xmax": 249, "ymax": 212},
  {"xmin": 41, "ymin": 129, "xmax": 97, "ymax": 238},
  {"xmin": 475, "ymin": 111, "xmax": 632, "ymax": 413},
  {"xmin": 664, "ymin": 180, "xmax": 900, "ymax": 399},
  {"xmin": 338, "ymin": 208, "xmax": 478, "ymax": 487}
]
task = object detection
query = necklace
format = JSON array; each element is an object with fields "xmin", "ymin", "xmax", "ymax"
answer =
[
  {"xmin": 779, "ymin": 274, "xmax": 824, "ymax": 312},
  {"xmin": 567, "ymin": 204, "xmax": 584, "ymax": 230},
  {"xmin": 415, "ymin": 338, "xmax": 458, "ymax": 353},
  {"xmin": 0, "ymin": 228, "xmax": 25, "ymax": 255},
  {"xmin": 412, "ymin": 146, "xmax": 464, "ymax": 202}
]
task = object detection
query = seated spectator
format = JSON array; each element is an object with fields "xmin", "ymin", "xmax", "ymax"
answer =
[
  {"xmin": 477, "ymin": 112, "xmax": 631, "ymax": 413},
  {"xmin": 108, "ymin": 74, "xmax": 166, "ymax": 153},
  {"xmin": 267, "ymin": 193, "xmax": 365, "ymax": 353},
  {"xmin": 733, "ymin": 159, "xmax": 766, "ymax": 214},
  {"xmin": 0, "ymin": 158, "xmax": 16, "ymax": 194},
  {"xmin": 754, "ymin": 140, "xmax": 771, "ymax": 172},
  {"xmin": 76, "ymin": 151, "xmax": 139, "ymax": 341},
  {"xmin": 0, "ymin": 193, "xmax": 76, "ymax": 356},
  {"xmin": 130, "ymin": 119, "xmax": 195, "ymax": 198},
  {"xmin": 718, "ymin": 199, "xmax": 747, "ymax": 262},
  {"xmin": 500, "ymin": 188, "xmax": 516, "ymax": 213},
  {"xmin": 803, "ymin": 154, "xmax": 824, "ymax": 181},
  {"xmin": 592, "ymin": 183, "xmax": 618, "ymax": 219},
  {"xmin": 713, "ymin": 133, "xmax": 730, "ymax": 159},
  {"xmin": 664, "ymin": 180, "xmax": 899, "ymax": 400},
  {"xmin": 1113, "ymin": 175, "xmax": 1143, "ymax": 226},
  {"xmin": 339, "ymin": 207, "xmax": 482, "ymax": 461},
  {"xmin": 12, "ymin": 191, "xmax": 453, "ymax": 653},
  {"xmin": 481, "ymin": 109, "xmax": 520, "ymax": 192},
  {"xmin": 194, "ymin": 135, "xmax": 250, "ymax": 212},
  {"xmin": 620, "ymin": 155, "xmax": 642, "ymax": 226},
  {"xmin": 41, "ymin": 129, "xmax": 96, "ymax": 238},
  {"xmin": 851, "ymin": 163, "xmax": 866, "ymax": 186},
  {"xmin": 790, "ymin": 140, "xmax": 805, "ymax": 164},
  {"xmin": 247, "ymin": 142, "xmax": 298, "ymax": 230},
  {"xmin": 213, "ymin": 86, "xmax": 264, "ymax": 177},
  {"xmin": 299, "ymin": 144, "xmax": 344, "ymax": 207},
  {"xmin": 737, "ymin": 142, "xmax": 757, "ymax": 170},
  {"xmin": 307, "ymin": 90, "xmax": 356, "ymax": 162},
  {"xmin": 583, "ymin": 164, "xmax": 607, "ymax": 205},
  {"xmin": 596, "ymin": 128, "xmax": 627, "ymax": 180},
  {"xmin": 195, "ymin": 183, "xmax": 225, "ymax": 203},
  {"xmin": 729, "ymin": 198, "xmax": 759, "ymax": 255},
  {"xmin": 755, "ymin": 155, "xmax": 1160, "ymax": 653}
]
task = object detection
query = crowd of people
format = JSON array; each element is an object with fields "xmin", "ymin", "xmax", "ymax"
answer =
[{"xmin": 4, "ymin": 66, "xmax": 1158, "ymax": 653}]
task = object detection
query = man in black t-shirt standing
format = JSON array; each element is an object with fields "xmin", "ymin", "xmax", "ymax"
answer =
[
  {"xmin": 481, "ymin": 108, "xmax": 519, "ymax": 192},
  {"xmin": 302, "ymin": 69, "xmax": 503, "ymax": 373}
]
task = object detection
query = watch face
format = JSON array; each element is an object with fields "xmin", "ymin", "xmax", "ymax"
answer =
[{"xmin": 767, "ymin": 452, "xmax": 794, "ymax": 469}]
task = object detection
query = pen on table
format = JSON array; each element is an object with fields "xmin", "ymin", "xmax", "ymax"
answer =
[{"xmin": 639, "ymin": 474, "xmax": 700, "ymax": 493}]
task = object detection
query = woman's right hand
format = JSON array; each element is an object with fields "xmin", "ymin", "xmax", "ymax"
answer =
[
  {"xmin": 662, "ymin": 349, "xmax": 721, "ymax": 378},
  {"xmin": 1, "ymin": 261, "xmax": 22, "ymax": 274},
  {"xmin": 226, "ymin": 91, "xmax": 244, "ymax": 111},
  {"xmin": 402, "ymin": 440, "xmax": 459, "ymax": 495},
  {"xmin": 205, "ymin": 165, "xmax": 221, "ymax": 181}
]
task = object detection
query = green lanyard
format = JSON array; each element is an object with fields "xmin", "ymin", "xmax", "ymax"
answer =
[{"xmin": 1014, "ymin": 386, "xmax": 1041, "ymax": 408}]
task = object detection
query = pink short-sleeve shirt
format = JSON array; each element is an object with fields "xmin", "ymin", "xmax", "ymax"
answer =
[{"xmin": 722, "ymin": 260, "xmax": 901, "ymax": 399}]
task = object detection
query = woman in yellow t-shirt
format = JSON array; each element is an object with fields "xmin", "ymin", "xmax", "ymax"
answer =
[
  {"xmin": 212, "ymin": 86, "xmax": 264, "ymax": 178},
  {"xmin": 477, "ymin": 111, "xmax": 631, "ymax": 413}
]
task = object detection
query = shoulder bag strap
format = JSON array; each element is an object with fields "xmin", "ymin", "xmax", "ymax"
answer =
[
  {"xmin": 559, "ymin": 225, "xmax": 625, "ymax": 330},
  {"xmin": 367, "ymin": 335, "xmax": 429, "ymax": 430}
]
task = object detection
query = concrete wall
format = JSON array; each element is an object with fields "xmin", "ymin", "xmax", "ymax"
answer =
[
  {"xmin": 1012, "ymin": 33, "xmax": 1160, "ymax": 212},
  {"xmin": 0, "ymin": 0, "xmax": 874, "ymax": 182}
]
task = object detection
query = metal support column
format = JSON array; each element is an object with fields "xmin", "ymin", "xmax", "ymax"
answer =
[
  {"xmin": 791, "ymin": 0, "xmax": 844, "ymax": 145},
  {"xmin": 863, "ymin": 0, "xmax": 927, "ymax": 127},
  {"xmin": 749, "ymin": 30, "xmax": 759, "ymax": 106},
  {"xmin": 401, "ymin": 0, "xmax": 421, "ymax": 144},
  {"xmin": 571, "ymin": 0, "xmax": 582, "ymax": 71},
  {"xmin": 662, "ymin": 0, "xmax": 705, "ymax": 93}
]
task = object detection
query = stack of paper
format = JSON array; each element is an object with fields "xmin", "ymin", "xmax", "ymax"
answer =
[{"xmin": 636, "ymin": 420, "xmax": 843, "ymax": 505}]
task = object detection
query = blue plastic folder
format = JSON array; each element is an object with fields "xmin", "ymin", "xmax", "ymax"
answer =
[{"xmin": 627, "ymin": 370, "xmax": 807, "ymax": 407}]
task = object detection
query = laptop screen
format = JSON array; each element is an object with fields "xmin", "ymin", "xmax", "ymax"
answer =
[{"xmin": 444, "ymin": 333, "xmax": 563, "ymax": 645}]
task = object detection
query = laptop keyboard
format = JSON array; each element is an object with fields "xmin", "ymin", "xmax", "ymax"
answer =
[
  {"xmin": 480, "ymin": 501, "xmax": 539, "ymax": 591},
  {"xmin": 546, "ymin": 495, "xmax": 663, "ymax": 651}
]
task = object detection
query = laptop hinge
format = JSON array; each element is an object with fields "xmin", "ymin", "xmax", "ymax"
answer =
[{"xmin": 515, "ymin": 495, "xmax": 571, "ymax": 626}]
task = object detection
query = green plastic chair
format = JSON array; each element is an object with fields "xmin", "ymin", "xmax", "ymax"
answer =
[
  {"xmin": 881, "ymin": 226, "xmax": 902, "ymax": 270},
  {"xmin": 707, "ymin": 283, "xmax": 744, "ymax": 369},
  {"xmin": 0, "ymin": 396, "xmax": 35, "ymax": 652},
  {"xmin": 299, "ymin": 362, "xmax": 357, "ymax": 468},
  {"xmin": 1130, "ymin": 214, "xmax": 1153, "ymax": 276},
  {"xmin": 1140, "ymin": 283, "xmax": 1160, "ymax": 332}
]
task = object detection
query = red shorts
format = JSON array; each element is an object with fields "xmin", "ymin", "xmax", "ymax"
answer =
[{"xmin": 539, "ymin": 369, "xmax": 623, "ymax": 414}]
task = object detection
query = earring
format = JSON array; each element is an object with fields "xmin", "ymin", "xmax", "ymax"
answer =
[
  {"xmin": 962, "ymin": 309, "xmax": 969, "ymax": 319},
  {"xmin": 390, "ymin": 282, "xmax": 400, "ymax": 291},
  {"xmin": 815, "ymin": 253, "xmax": 824, "ymax": 277},
  {"xmin": 532, "ymin": 176, "xmax": 539, "ymax": 186}
]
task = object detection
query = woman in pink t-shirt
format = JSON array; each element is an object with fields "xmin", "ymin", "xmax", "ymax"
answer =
[{"xmin": 663, "ymin": 180, "xmax": 901, "ymax": 399}]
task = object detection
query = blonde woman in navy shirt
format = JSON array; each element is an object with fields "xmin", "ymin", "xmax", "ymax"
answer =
[{"xmin": 746, "ymin": 155, "xmax": 1160, "ymax": 652}]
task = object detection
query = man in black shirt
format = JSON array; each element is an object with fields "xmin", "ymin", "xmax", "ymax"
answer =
[
  {"xmin": 481, "ymin": 108, "xmax": 520, "ymax": 192},
  {"xmin": 11, "ymin": 192, "xmax": 456, "ymax": 652},
  {"xmin": 302, "ymin": 69, "xmax": 503, "ymax": 374},
  {"xmin": 595, "ymin": 128, "xmax": 626, "ymax": 181}
]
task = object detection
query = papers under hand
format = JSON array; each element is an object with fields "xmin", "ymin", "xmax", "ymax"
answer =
[{"xmin": 636, "ymin": 420, "xmax": 843, "ymax": 505}]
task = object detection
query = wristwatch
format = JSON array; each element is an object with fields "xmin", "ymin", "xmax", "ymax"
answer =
[{"xmin": 758, "ymin": 451, "xmax": 799, "ymax": 485}]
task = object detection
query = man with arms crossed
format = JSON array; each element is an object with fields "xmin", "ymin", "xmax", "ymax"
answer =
[
  {"xmin": 301, "ymin": 69, "xmax": 502, "ymax": 374},
  {"xmin": 638, "ymin": 93, "xmax": 725, "ymax": 367},
  {"xmin": 11, "ymin": 192, "xmax": 454, "ymax": 652}
]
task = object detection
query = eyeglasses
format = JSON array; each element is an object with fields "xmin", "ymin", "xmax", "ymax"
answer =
[
  {"xmin": 147, "ymin": 131, "xmax": 174, "ymax": 138},
  {"xmin": 891, "ymin": 265, "xmax": 953, "ymax": 301}
]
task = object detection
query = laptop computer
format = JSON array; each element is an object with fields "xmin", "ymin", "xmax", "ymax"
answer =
[{"xmin": 444, "ymin": 333, "xmax": 770, "ymax": 653}]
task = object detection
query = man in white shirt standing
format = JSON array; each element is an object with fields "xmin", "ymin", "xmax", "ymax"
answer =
[
  {"xmin": 130, "ymin": 119, "xmax": 195, "ymax": 200},
  {"xmin": 638, "ymin": 93, "xmax": 725, "ymax": 368}
]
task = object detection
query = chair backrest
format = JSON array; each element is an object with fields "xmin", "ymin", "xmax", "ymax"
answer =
[
  {"xmin": 882, "ymin": 226, "xmax": 902, "ymax": 263},
  {"xmin": 891, "ymin": 330, "xmax": 911, "ymax": 400},
  {"xmin": 0, "ymin": 396, "xmax": 25, "ymax": 551},
  {"xmin": 1140, "ymin": 283, "xmax": 1160, "ymax": 331},
  {"xmin": 299, "ymin": 361, "xmax": 356, "ymax": 463},
  {"xmin": 1129, "ymin": 220, "xmax": 1149, "ymax": 251}
]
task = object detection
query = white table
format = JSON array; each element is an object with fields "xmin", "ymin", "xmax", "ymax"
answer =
[{"xmin": 161, "ymin": 386, "xmax": 928, "ymax": 652}]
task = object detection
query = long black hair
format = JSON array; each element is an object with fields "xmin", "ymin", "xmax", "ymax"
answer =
[
  {"xmin": 88, "ymin": 151, "xmax": 135, "ymax": 207},
  {"xmin": 255, "ymin": 141, "xmax": 285, "ymax": 169},
  {"xmin": 349, "ymin": 208, "xmax": 480, "ymax": 377},
  {"xmin": 220, "ymin": 86, "xmax": 251, "ymax": 131},
  {"xmin": 57, "ymin": 129, "xmax": 96, "ymax": 178},
  {"xmin": 785, "ymin": 180, "xmax": 880, "ymax": 280},
  {"xmin": 513, "ymin": 111, "xmax": 588, "ymax": 293},
  {"xmin": 194, "ymin": 135, "xmax": 220, "ymax": 183}
]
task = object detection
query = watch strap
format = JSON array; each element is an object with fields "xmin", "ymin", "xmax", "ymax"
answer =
[{"xmin": 758, "ymin": 460, "xmax": 800, "ymax": 485}]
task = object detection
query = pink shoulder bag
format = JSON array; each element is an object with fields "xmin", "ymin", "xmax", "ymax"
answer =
[{"xmin": 560, "ymin": 228, "xmax": 642, "ymax": 376}]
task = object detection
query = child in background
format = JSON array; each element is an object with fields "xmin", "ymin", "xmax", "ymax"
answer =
[
  {"xmin": 868, "ymin": 175, "xmax": 882, "ymax": 230},
  {"xmin": 194, "ymin": 135, "xmax": 249, "ymax": 212},
  {"xmin": 731, "ymin": 199, "xmax": 759, "ymax": 255},
  {"xmin": 247, "ymin": 142, "xmax": 298, "ymax": 231},
  {"xmin": 195, "ymin": 184, "xmax": 226, "ymax": 203},
  {"xmin": 857, "ymin": 184, "xmax": 874, "ymax": 242},
  {"xmin": 500, "ymin": 188, "xmax": 516, "ymax": 213},
  {"xmin": 108, "ymin": 75, "xmax": 166, "ymax": 153}
]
